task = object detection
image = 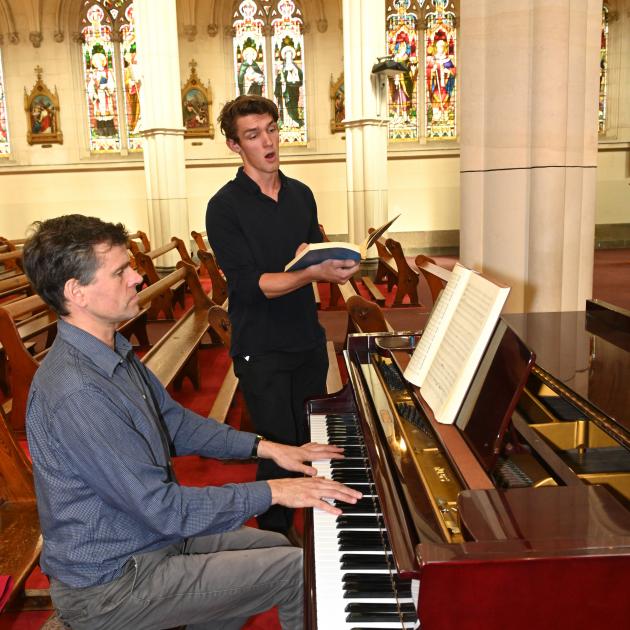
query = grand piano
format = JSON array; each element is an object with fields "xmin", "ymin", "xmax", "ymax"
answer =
[{"xmin": 305, "ymin": 299, "xmax": 630, "ymax": 629}]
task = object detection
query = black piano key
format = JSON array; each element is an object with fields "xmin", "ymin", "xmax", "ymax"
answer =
[
  {"xmin": 340, "ymin": 554, "xmax": 390, "ymax": 570},
  {"xmin": 345, "ymin": 602, "xmax": 417, "ymax": 623},
  {"xmin": 342, "ymin": 573, "xmax": 396, "ymax": 584},
  {"xmin": 343, "ymin": 584, "xmax": 396, "ymax": 600},
  {"xmin": 331, "ymin": 458, "xmax": 369, "ymax": 469},
  {"xmin": 337, "ymin": 497, "xmax": 380, "ymax": 513},
  {"xmin": 343, "ymin": 483, "xmax": 374, "ymax": 493},
  {"xmin": 332, "ymin": 470, "xmax": 371, "ymax": 482},
  {"xmin": 338, "ymin": 530, "xmax": 387, "ymax": 543},
  {"xmin": 337, "ymin": 515, "xmax": 382, "ymax": 529},
  {"xmin": 339, "ymin": 447, "xmax": 366, "ymax": 458}
]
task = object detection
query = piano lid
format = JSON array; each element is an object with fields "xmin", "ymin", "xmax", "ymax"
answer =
[{"xmin": 503, "ymin": 307, "xmax": 630, "ymax": 436}]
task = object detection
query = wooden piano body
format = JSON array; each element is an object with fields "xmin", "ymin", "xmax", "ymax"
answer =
[{"xmin": 305, "ymin": 300, "xmax": 630, "ymax": 629}]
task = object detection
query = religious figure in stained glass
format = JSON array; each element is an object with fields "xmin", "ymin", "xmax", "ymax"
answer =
[
  {"xmin": 425, "ymin": 0, "xmax": 457, "ymax": 139},
  {"xmin": 233, "ymin": 0, "xmax": 267, "ymax": 98},
  {"xmin": 274, "ymin": 38, "xmax": 303, "ymax": 128},
  {"xmin": 599, "ymin": 3, "xmax": 609, "ymax": 134},
  {"xmin": 232, "ymin": 0, "xmax": 307, "ymax": 145},
  {"xmin": 271, "ymin": 0, "xmax": 307, "ymax": 144},
  {"xmin": 120, "ymin": 3, "xmax": 142, "ymax": 149},
  {"xmin": 386, "ymin": 0, "xmax": 420, "ymax": 141},
  {"xmin": 0, "ymin": 51, "xmax": 10, "ymax": 156},
  {"xmin": 81, "ymin": 3, "xmax": 121, "ymax": 152},
  {"xmin": 238, "ymin": 39, "xmax": 266, "ymax": 96}
]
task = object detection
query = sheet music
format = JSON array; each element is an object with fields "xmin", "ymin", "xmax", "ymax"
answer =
[
  {"xmin": 422, "ymin": 272, "xmax": 509, "ymax": 424},
  {"xmin": 404, "ymin": 263, "xmax": 469, "ymax": 386}
]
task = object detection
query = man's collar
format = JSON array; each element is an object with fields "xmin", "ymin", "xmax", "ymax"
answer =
[
  {"xmin": 57, "ymin": 319, "xmax": 134, "ymax": 377},
  {"xmin": 235, "ymin": 166, "xmax": 287, "ymax": 195}
]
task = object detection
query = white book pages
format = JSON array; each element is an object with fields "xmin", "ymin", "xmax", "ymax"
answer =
[
  {"xmin": 403, "ymin": 263, "xmax": 470, "ymax": 387},
  {"xmin": 421, "ymin": 272, "xmax": 510, "ymax": 424}
]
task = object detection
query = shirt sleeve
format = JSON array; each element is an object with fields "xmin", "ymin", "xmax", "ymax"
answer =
[
  {"xmin": 206, "ymin": 194, "xmax": 267, "ymax": 307},
  {"xmin": 46, "ymin": 386, "xmax": 271, "ymax": 539}
]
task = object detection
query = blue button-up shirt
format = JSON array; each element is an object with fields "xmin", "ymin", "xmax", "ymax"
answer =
[{"xmin": 26, "ymin": 319, "xmax": 271, "ymax": 588}]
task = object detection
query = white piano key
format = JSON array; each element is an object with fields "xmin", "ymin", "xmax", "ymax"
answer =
[{"xmin": 310, "ymin": 411, "xmax": 415, "ymax": 629}]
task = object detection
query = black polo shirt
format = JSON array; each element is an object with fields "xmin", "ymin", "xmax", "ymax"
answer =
[{"xmin": 206, "ymin": 167, "xmax": 325, "ymax": 357}]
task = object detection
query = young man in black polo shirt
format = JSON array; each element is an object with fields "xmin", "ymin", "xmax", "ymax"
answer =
[{"xmin": 206, "ymin": 95, "xmax": 359, "ymax": 538}]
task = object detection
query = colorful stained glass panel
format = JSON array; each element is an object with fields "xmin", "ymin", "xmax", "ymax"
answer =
[
  {"xmin": 425, "ymin": 0, "xmax": 457, "ymax": 139},
  {"xmin": 120, "ymin": 3, "xmax": 142, "ymax": 150},
  {"xmin": 81, "ymin": 3, "xmax": 121, "ymax": 152},
  {"xmin": 0, "ymin": 50, "xmax": 10, "ymax": 157},
  {"xmin": 233, "ymin": 0, "xmax": 267, "ymax": 98},
  {"xmin": 599, "ymin": 4, "xmax": 608, "ymax": 134},
  {"xmin": 271, "ymin": 0, "xmax": 307, "ymax": 145},
  {"xmin": 386, "ymin": 0, "xmax": 420, "ymax": 141}
]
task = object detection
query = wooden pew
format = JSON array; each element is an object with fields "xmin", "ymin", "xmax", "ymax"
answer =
[
  {"xmin": 0, "ymin": 249, "xmax": 24, "ymax": 279},
  {"xmin": 383, "ymin": 237, "xmax": 420, "ymax": 306},
  {"xmin": 0, "ymin": 273, "xmax": 32, "ymax": 305},
  {"xmin": 197, "ymin": 250, "xmax": 228, "ymax": 307},
  {"xmin": 414, "ymin": 254, "xmax": 449, "ymax": 305},
  {"xmin": 134, "ymin": 237, "xmax": 198, "ymax": 319},
  {"xmin": 137, "ymin": 262, "xmax": 214, "ymax": 391},
  {"xmin": 0, "ymin": 296, "xmax": 56, "ymax": 435},
  {"xmin": 207, "ymin": 305, "xmax": 240, "ymax": 424},
  {"xmin": 127, "ymin": 230, "xmax": 151, "ymax": 258},
  {"xmin": 191, "ymin": 229, "xmax": 208, "ymax": 253},
  {"xmin": 0, "ymin": 413, "xmax": 47, "ymax": 613},
  {"xmin": 368, "ymin": 227, "xmax": 398, "ymax": 291}
]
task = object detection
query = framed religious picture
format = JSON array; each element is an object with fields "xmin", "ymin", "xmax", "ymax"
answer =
[
  {"xmin": 330, "ymin": 72, "xmax": 345, "ymax": 134},
  {"xmin": 24, "ymin": 66, "xmax": 63, "ymax": 145},
  {"xmin": 181, "ymin": 59, "xmax": 214, "ymax": 139}
]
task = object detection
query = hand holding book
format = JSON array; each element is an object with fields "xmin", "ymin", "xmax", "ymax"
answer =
[{"xmin": 284, "ymin": 214, "xmax": 401, "ymax": 272}]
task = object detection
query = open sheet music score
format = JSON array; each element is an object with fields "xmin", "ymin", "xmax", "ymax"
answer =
[{"xmin": 403, "ymin": 263, "xmax": 510, "ymax": 424}]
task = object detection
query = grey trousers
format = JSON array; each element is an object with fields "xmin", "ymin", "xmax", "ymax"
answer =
[{"xmin": 49, "ymin": 527, "xmax": 303, "ymax": 630}]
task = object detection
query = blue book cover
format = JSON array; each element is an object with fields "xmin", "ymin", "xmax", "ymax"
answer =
[{"xmin": 284, "ymin": 243, "xmax": 361, "ymax": 272}]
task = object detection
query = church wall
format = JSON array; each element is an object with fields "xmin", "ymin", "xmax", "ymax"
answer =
[{"xmin": 0, "ymin": 0, "xmax": 628, "ymax": 246}]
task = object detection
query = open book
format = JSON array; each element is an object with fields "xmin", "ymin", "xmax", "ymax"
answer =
[
  {"xmin": 284, "ymin": 214, "xmax": 401, "ymax": 272},
  {"xmin": 403, "ymin": 263, "xmax": 510, "ymax": 425}
]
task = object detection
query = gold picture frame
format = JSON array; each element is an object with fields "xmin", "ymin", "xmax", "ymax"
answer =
[
  {"xmin": 24, "ymin": 66, "xmax": 63, "ymax": 145},
  {"xmin": 181, "ymin": 60, "xmax": 214, "ymax": 139},
  {"xmin": 330, "ymin": 72, "xmax": 345, "ymax": 134}
]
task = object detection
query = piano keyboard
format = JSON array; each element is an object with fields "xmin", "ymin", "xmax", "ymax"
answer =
[{"xmin": 310, "ymin": 411, "xmax": 418, "ymax": 629}]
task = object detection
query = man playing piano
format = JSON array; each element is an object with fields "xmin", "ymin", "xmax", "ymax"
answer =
[
  {"xmin": 206, "ymin": 95, "xmax": 359, "ymax": 540},
  {"xmin": 22, "ymin": 214, "xmax": 361, "ymax": 630}
]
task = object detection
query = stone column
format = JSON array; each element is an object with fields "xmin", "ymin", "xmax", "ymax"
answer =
[
  {"xmin": 342, "ymin": 0, "xmax": 389, "ymax": 253},
  {"xmin": 134, "ymin": 0, "xmax": 188, "ymax": 268},
  {"xmin": 459, "ymin": 0, "xmax": 601, "ymax": 312}
]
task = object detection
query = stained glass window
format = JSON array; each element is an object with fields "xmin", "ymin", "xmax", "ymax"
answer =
[
  {"xmin": 80, "ymin": 0, "xmax": 141, "ymax": 153},
  {"xmin": 232, "ymin": 0, "xmax": 307, "ymax": 146},
  {"xmin": 424, "ymin": 0, "xmax": 457, "ymax": 139},
  {"xmin": 386, "ymin": 1, "xmax": 420, "ymax": 141},
  {"xmin": 0, "ymin": 49, "xmax": 10, "ymax": 157},
  {"xmin": 599, "ymin": 3, "xmax": 609, "ymax": 134},
  {"xmin": 385, "ymin": 0, "xmax": 457, "ymax": 142},
  {"xmin": 120, "ymin": 3, "xmax": 142, "ymax": 149}
]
